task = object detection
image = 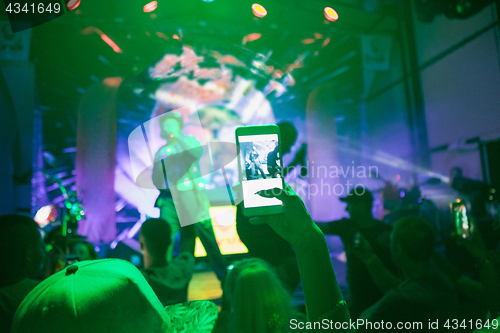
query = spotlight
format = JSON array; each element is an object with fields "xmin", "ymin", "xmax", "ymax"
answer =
[
  {"xmin": 66, "ymin": 0, "xmax": 80, "ymax": 10},
  {"xmin": 252, "ymin": 3, "xmax": 267, "ymax": 18},
  {"xmin": 324, "ymin": 7, "xmax": 339, "ymax": 21},
  {"xmin": 143, "ymin": 1, "xmax": 157, "ymax": 13},
  {"xmin": 34, "ymin": 205, "xmax": 58, "ymax": 228}
]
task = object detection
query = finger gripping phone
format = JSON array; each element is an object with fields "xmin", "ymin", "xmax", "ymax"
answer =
[
  {"xmin": 236, "ymin": 125, "xmax": 285, "ymax": 217},
  {"xmin": 451, "ymin": 200, "xmax": 470, "ymax": 238}
]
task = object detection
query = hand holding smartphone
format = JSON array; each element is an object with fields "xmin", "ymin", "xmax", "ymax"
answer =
[
  {"xmin": 236, "ymin": 125, "xmax": 285, "ymax": 217},
  {"xmin": 451, "ymin": 200, "xmax": 470, "ymax": 238}
]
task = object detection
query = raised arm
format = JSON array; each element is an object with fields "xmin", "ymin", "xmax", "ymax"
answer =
[
  {"xmin": 256, "ymin": 185, "xmax": 353, "ymax": 328},
  {"xmin": 351, "ymin": 235, "xmax": 400, "ymax": 294},
  {"xmin": 453, "ymin": 223, "xmax": 500, "ymax": 317}
]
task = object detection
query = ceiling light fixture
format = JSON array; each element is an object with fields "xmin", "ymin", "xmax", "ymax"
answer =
[
  {"xmin": 324, "ymin": 7, "xmax": 339, "ymax": 21},
  {"xmin": 144, "ymin": 1, "xmax": 157, "ymax": 13},
  {"xmin": 252, "ymin": 3, "xmax": 267, "ymax": 18}
]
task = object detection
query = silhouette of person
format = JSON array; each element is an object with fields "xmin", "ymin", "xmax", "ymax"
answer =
[
  {"xmin": 317, "ymin": 187, "xmax": 397, "ymax": 320},
  {"xmin": 248, "ymin": 146, "xmax": 266, "ymax": 179},
  {"xmin": 152, "ymin": 112, "xmax": 226, "ymax": 282},
  {"xmin": 0, "ymin": 215, "xmax": 44, "ymax": 333}
]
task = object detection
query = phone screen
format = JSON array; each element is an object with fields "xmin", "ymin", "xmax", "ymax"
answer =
[
  {"xmin": 238, "ymin": 133, "xmax": 283, "ymax": 210},
  {"xmin": 452, "ymin": 201, "xmax": 470, "ymax": 238}
]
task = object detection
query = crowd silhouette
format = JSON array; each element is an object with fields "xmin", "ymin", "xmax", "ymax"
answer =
[{"xmin": 1, "ymin": 121, "xmax": 499, "ymax": 332}]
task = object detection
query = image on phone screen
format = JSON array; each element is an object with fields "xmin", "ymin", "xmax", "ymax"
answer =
[{"xmin": 238, "ymin": 133, "xmax": 283, "ymax": 209}]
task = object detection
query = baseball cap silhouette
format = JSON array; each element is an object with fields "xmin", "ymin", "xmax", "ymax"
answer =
[
  {"xmin": 11, "ymin": 259, "xmax": 218, "ymax": 333},
  {"xmin": 340, "ymin": 187, "xmax": 373, "ymax": 204}
]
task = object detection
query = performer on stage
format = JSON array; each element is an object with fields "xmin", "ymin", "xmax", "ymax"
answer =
[
  {"xmin": 152, "ymin": 112, "xmax": 226, "ymax": 282},
  {"xmin": 248, "ymin": 146, "xmax": 266, "ymax": 179}
]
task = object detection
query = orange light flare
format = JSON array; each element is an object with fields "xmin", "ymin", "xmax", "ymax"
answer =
[
  {"xmin": 242, "ymin": 32, "xmax": 261, "ymax": 45},
  {"xmin": 324, "ymin": 7, "xmax": 339, "ymax": 21},
  {"xmin": 103, "ymin": 77, "xmax": 123, "ymax": 88},
  {"xmin": 101, "ymin": 34, "xmax": 123, "ymax": 53},
  {"xmin": 143, "ymin": 1, "xmax": 157, "ymax": 13},
  {"xmin": 301, "ymin": 38, "xmax": 316, "ymax": 45},
  {"xmin": 252, "ymin": 3, "xmax": 267, "ymax": 18},
  {"xmin": 80, "ymin": 27, "xmax": 123, "ymax": 53},
  {"xmin": 173, "ymin": 34, "xmax": 180, "ymax": 40},
  {"xmin": 313, "ymin": 32, "xmax": 323, "ymax": 39},
  {"xmin": 322, "ymin": 37, "xmax": 330, "ymax": 48}
]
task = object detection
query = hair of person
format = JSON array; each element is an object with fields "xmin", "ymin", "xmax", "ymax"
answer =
[
  {"xmin": 140, "ymin": 218, "xmax": 172, "ymax": 260},
  {"xmin": 224, "ymin": 258, "xmax": 293, "ymax": 333},
  {"xmin": 0, "ymin": 214, "xmax": 42, "ymax": 286},
  {"xmin": 277, "ymin": 121, "xmax": 298, "ymax": 145},
  {"xmin": 69, "ymin": 240, "xmax": 99, "ymax": 260},
  {"xmin": 393, "ymin": 217, "xmax": 436, "ymax": 263}
]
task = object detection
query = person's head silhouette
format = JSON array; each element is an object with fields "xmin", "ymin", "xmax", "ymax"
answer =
[{"xmin": 0, "ymin": 214, "xmax": 44, "ymax": 287}]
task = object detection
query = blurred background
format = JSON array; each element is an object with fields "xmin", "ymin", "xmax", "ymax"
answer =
[{"xmin": 1, "ymin": 0, "xmax": 500, "ymax": 297}]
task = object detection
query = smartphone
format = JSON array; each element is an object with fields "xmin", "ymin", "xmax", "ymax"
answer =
[
  {"xmin": 451, "ymin": 200, "xmax": 470, "ymax": 238},
  {"xmin": 236, "ymin": 125, "xmax": 285, "ymax": 217}
]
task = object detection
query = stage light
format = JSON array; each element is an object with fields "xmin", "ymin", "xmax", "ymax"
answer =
[
  {"xmin": 301, "ymin": 38, "xmax": 315, "ymax": 45},
  {"xmin": 252, "ymin": 3, "xmax": 267, "ymax": 18},
  {"xmin": 324, "ymin": 7, "xmax": 339, "ymax": 21},
  {"xmin": 143, "ymin": 1, "xmax": 157, "ymax": 13},
  {"xmin": 34, "ymin": 205, "xmax": 57, "ymax": 228},
  {"xmin": 322, "ymin": 37, "xmax": 330, "ymax": 47},
  {"xmin": 66, "ymin": 0, "xmax": 80, "ymax": 10},
  {"xmin": 101, "ymin": 34, "xmax": 123, "ymax": 53}
]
